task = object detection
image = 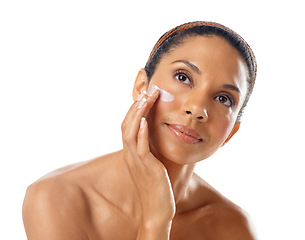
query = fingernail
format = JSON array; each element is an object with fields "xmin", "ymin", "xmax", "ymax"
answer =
[
  {"xmin": 136, "ymin": 91, "xmax": 147, "ymax": 101},
  {"xmin": 137, "ymin": 97, "xmax": 147, "ymax": 110},
  {"xmin": 140, "ymin": 117, "xmax": 145, "ymax": 129},
  {"xmin": 148, "ymin": 85, "xmax": 159, "ymax": 96}
]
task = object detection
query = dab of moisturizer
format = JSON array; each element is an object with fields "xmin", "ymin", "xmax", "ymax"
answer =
[{"xmin": 156, "ymin": 86, "xmax": 174, "ymax": 102}]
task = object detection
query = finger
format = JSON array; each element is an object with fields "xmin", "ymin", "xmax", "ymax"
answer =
[
  {"xmin": 121, "ymin": 94, "xmax": 148, "ymax": 151},
  {"xmin": 122, "ymin": 85, "xmax": 158, "ymax": 155},
  {"xmin": 124, "ymin": 97, "xmax": 147, "ymax": 135},
  {"xmin": 122, "ymin": 85, "xmax": 157, "ymax": 128},
  {"xmin": 142, "ymin": 85, "xmax": 159, "ymax": 118},
  {"xmin": 136, "ymin": 90, "xmax": 147, "ymax": 102},
  {"xmin": 137, "ymin": 117, "xmax": 150, "ymax": 159}
]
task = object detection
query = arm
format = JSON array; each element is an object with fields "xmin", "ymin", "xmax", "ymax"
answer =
[{"xmin": 121, "ymin": 86, "xmax": 176, "ymax": 240}]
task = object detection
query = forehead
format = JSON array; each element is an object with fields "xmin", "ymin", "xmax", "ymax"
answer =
[{"xmin": 165, "ymin": 35, "xmax": 246, "ymax": 74}]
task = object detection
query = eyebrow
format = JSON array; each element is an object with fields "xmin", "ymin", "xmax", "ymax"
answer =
[
  {"xmin": 222, "ymin": 84, "xmax": 240, "ymax": 93},
  {"xmin": 172, "ymin": 60, "xmax": 201, "ymax": 74}
]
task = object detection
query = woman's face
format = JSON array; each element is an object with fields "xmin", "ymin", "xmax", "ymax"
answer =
[{"xmin": 145, "ymin": 35, "xmax": 248, "ymax": 165}]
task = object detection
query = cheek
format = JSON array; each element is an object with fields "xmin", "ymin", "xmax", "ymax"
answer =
[
  {"xmin": 210, "ymin": 115, "xmax": 236, "ymax": 144},
  {"xmin": 147, "ymin": 95, "xmax": 179, "ymax": 141},
  {"xmin": 146, "ymin": 100, "xmax": 176, "ymax": 158},
  {"xmin": 147, "ymin": 97, "xmax": 176, "ymax": 125}
]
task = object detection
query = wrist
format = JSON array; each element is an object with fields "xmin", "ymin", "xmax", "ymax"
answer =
[
  {"xmin": 140, "ymin": 202, "xmax": 176, "ymax": 224},
  {"xmin": 137, "ymin": 219, "xmax": 172, "ymax": 240},
  {"xmin": 142, "ymin": 218, "xmax": 172, "ymax": 230}
]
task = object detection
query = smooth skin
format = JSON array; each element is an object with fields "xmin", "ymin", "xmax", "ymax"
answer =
[{"xmin": 23, "ymin": 36, "xmax": 257, "ymax": 239}]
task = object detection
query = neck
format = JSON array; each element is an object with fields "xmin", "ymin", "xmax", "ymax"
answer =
[{"xmin": 160, "ymin": 157, "xmax": 196, "ymax": 206}]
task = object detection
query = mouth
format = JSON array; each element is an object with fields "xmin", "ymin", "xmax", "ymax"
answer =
[{"xmin": 165, "ymin": 123, "xmax": 203, "ymax": 144}]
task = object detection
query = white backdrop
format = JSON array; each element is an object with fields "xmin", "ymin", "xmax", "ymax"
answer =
[{"xmin": 1, "ymin": 0, "xmax": 304, "ymax": 239}]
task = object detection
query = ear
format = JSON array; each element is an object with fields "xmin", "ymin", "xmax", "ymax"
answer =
[
  {"xmin": 132, "ymin": 68, "xmax": 149, "ymax": 101},
  {"xmin": 222, "ymin": 121, "xmax": 241, "ymax": 147}
]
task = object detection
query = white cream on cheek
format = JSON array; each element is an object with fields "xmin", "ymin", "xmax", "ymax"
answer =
[{"xmin": 155, "ymin": 86, "xmax": 174, "ymax": 102}]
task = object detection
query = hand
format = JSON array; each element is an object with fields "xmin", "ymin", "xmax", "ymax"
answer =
[{"xmin": 121, "ymin": 86, "xmax": 176, "ymax": 224}]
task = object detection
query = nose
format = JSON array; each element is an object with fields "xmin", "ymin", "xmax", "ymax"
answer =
[
  {"xmin": 185, "ymin": 108, "xmax": 208, "ymax": 122},
  {"xmin": 182, "ymin": 90, "xmax": 209, "ymax": 122}
]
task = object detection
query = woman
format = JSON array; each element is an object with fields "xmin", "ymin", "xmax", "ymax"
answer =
[{"xmin": 23, "ymin": 21, "xmax": 257, "ymax": 239}]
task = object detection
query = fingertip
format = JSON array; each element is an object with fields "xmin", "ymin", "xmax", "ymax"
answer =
[
  {"xmin": 148, "ymin": 85, "xmax": 159, "ymax": 97},
  {"xmin": 136, "ymin": 91, "xmax": 147, "ymax": 102},
  {"xmin": 137, "ymin": 117, "xmax": 149, "ymax": 155},
  {"xmin": 137, "ymin": 97, "xmax": 147, "ymax": 110},
  {"xmin": 140, "ymin": 117, "xmax": 146, "ymax": 129}
]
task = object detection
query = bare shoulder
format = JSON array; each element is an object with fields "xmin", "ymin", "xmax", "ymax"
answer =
[
  {"xmin": 195, "ymin": 203, "xmax": 257, "ymax": 240},
  {"xmin": 183, "ymin": 174, "xmax": 257, "ymax": 240},
  {"xmin": 22, "ymin": 151, "xmax": 123, "ymax": 239},
  {"xmin": 22, "ymin": 168, "xmax": 89, "ymax": 240}
]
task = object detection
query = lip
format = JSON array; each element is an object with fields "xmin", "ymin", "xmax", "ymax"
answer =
[{"xmin": 165, "ymin": 123, "xmax": 203, "ymax": 144}]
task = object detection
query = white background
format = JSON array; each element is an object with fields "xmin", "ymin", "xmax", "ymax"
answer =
[{"xmin": 1, "ymin": 0, "xmax": 304, "ymax": 239}]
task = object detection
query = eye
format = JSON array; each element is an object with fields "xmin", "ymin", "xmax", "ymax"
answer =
[
  {"xmin": 215, "ymin": 94, "xmax": 235, "ymax": 107},
  {"xmin": 174, "ymin": 71, "xmax": 191, "ymax": 85}
]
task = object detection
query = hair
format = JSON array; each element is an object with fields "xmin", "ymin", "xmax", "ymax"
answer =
[{"xmin": 144, "ymin": 21, "xmax": 257, "ymax": 122}]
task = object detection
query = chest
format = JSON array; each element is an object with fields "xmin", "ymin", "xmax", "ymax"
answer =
[
  {"xmin": 84, "ymin": 198, "xmax": 139, "ymax": 240},
  {"xmin": 86, "ymin": 206, "xmax": 199, "ymax": 240}
]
